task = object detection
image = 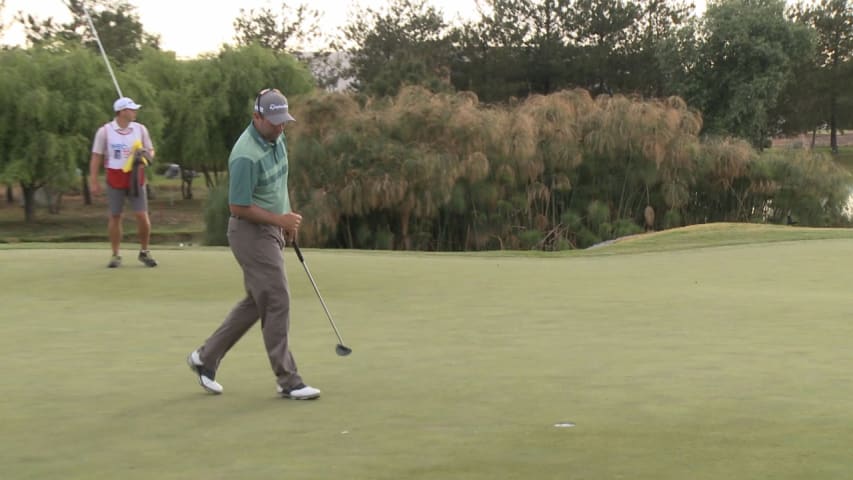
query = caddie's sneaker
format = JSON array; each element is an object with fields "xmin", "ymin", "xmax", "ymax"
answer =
[
  {"xmin": 187, "ymin": 350, "xmax": 223, "ymax": 394},
  {"xmin": 277, "ymin": 383, "xmax": 321, "ymax": 400},
  {"xmin": 138, "ymin": 250, "xmax": 158, "ymax": 267},
  {"xmin": 107, "ymin": 255, "xmax": 122, "ymax": 268}
]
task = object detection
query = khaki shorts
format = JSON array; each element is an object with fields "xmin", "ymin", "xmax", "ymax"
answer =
[{"xmin": 106, "ymin": 185, "xmax": 148, "ymax": 215}]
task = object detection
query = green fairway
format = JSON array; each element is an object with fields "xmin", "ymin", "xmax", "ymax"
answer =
[{"xmin": 3, "ymin": 229, "xmax": 853, "ymax": 479}]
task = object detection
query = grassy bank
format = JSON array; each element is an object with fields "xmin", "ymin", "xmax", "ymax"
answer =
[{"xmin": 0, "ymin": 176, "xmax": 207, "ymax": 243}]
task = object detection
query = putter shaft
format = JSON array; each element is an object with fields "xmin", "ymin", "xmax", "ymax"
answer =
[{"xmin": 292, "ymin": 242, "xmax": 351, "ymax": 352}]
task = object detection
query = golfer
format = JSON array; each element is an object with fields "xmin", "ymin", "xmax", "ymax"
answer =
[
  {"xmin": 187, "ymin": 88, "xmax": 320, "ymax": 400},
  {"xmin": 89, "ymin": 97, "xmax": 158, "ymax": 268}
]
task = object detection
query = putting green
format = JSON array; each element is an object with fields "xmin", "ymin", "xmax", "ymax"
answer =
[{"xmin": 2, "ymin": 237, "xmax": 853, "ymax": 479}]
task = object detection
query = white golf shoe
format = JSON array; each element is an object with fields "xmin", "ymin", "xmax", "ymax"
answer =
[
  {"xmin": 187, "ymin": 350, "xmax": 223, "ymax": 394},
  {"xmin": 277, "ymin": 383, "xmax": 321, "ymax": 400}
]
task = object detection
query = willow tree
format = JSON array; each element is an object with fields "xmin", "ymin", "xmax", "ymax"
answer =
[
  {"xmin": 151, "ymin": 45, "xmax": 313, "ymax": 191},
  {"xmin": 123, "ymin": 48, "xmax": 197, "ymax": 196},
  {"xmin": 0, "ymin": 47, "xmax": 113, "ymax": 221},
  {"xmin": 17, "ymin": 0, "xmax": 159, "ymax": 64}
]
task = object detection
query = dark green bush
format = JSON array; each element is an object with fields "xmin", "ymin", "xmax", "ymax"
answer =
[
  {"xmin": 203, "ymin": 184, "xmax": 230, "ymax": 246},
  {"xmin": 613, "ymin": 219, "xmax": 643, "ymax": 238},
  {"xmin": 576, "ymin": 228, "xmax": 601, "ymax": 248},
  {"xmin": 518, "ymin": 229, "xmax": 544, "ymax": 249},
  {"xmin": 663, "ymin": 209, "xmax": 682, "ymax": 229}
]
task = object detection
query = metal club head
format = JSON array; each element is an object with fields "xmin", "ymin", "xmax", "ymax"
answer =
[{"xmin": 335, "ymin": 344, "xmax": 353, "ymax": 356}]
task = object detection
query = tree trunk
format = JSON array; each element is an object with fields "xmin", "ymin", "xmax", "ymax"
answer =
[
  {"xmin": 400, "ymin": 208, "xmax": 411, "ymax": 250},
  {"xmin": 830, "ymin": 96, "xmax": 838, "ymax": 154},
  {"xmin": 51, "ymin": 193, "xmax": 64, "ymax": 214},
  {"xmin": 343, "ymin": 216, "xmax": 353, "ymax": 248},
  {"xmin": 46, "ymin": 187, "xmax": 63, "ymax": 214},
  {"xmin": 618, "ymin": 163, "xmax": 631, "ymax": 219},
  {"xmin": 6, "ymin": 184, "xmax": 13, "ymax": 204},
  {"xmin": 181, "ymin": 169, "xmax": 194, "ymax": 199},
  {"xmin": 200, "ymin": 166, "xmax": 214, "ymax": 189},
  {"xmin": 22, "ymin": 184, "xmax": 36, "ymax": 222},
  {"xmin": 830, "ymin": 52, "xmax": 840, "ymax": 155},
  {"xmin": 82, "ymin": 175, "xmax": 92, "ymax": 205}
]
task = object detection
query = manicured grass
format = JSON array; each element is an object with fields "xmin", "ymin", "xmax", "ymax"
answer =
[{"xmin": 3, "ymin": 227, "xmax": 853, "ymax": 479}]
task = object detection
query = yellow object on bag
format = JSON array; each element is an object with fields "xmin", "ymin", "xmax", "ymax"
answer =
[{"xmin": 122, "ymin": 140, "xmax": 150, "ymax": 173}]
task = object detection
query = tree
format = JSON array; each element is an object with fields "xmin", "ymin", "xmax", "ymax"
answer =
[
  {"xmin": 0, "ymin": 0, "xmax": 7, "ymax": 38},
  {"xmin": 0, "ymin": 0, "xmax": 10, "ymax": 204},
  {"xmin": 621, "ymin": 0, "xmax": 696, "ymax": 97},
  {"xmin": 564, "ymin": 0, "xmax": 642, "ymax": 94},
  {"xmin": 451, "ymin": 10, "xmax": 527, "ymax": 101},
  {"xmin": 0, "ymin": 47, "xmax": 114, "ymax": 221},
  {"xmin": 768, "ymin": 36, "xmax": 825, "ymax": 141},
  {"xmin": 16, "ymin": 0, "xmax": 159, "ymax": 64},
  {"xmin": 343, "ymin": 0, "xmax": 455, "ymax": 97},
  {"xmin": 232, "ymin": 2, "xmax": 347, "ymax": 90},
  {"xmin": 146, "ymin": 45, "xmax": 313, "ymax": 193},
  {"xmin": 686, "ymin": 0, "xmax": 814, "ymax": 148},
  {"xmin": 453, "ymin": 0, "xmax": 572, "ymax": 101},
  {"xmin": 790, "ymin": 0, "xmax": 853, "ymax": 153},
  {"xmin": 233, "ymin": 2, "xmax": 323, "ymax": 54},
  {"xmin": 453, "ymin": 0, "xmax": 693, "ymax": 102}
]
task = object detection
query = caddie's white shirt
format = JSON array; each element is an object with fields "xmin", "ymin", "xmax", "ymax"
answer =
[{"xmin": 91, "ymin": 121, "xmax": 153, "ymax": 170}]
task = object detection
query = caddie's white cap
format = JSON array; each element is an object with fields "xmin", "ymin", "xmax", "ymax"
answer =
[{"xmin": 114, "ymin": 97, "xmax": 142, "ymax": 112}]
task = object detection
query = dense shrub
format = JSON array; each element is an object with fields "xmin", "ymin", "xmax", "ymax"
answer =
[{"xmin": 203, "ymin": 184, "xmax": 229, "ymax": 246}]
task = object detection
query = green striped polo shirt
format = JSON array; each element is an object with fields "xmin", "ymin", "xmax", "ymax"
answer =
[{"xmin": 228, "ymin": 123, "xmax": 290, "ymax": 214}]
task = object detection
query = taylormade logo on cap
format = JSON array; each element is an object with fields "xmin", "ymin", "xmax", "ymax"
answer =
[{"xmin": 256, "ymin": 89, "xmax": 296, "ymax": 125}]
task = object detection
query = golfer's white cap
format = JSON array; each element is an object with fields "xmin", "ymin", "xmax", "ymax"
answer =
[
  {"xmin": 114, "ymin": 97, "xmax": 142, "ymax": 112},
  {"xmin": 254, "ymin": 89, "xmax": 295, "ymax": 125}
]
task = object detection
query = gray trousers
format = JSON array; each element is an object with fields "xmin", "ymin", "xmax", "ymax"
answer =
[{"xmin": 197, "ymin": 216, "xmax": 302, "ymax": 390}]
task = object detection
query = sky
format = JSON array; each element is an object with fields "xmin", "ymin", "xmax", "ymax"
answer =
[
  {"xmin": 0, "ymin": 0, "xmax": 487, "ymax": 58},
  {"xmin": 0, "ymin": 1, "xmax": 722, "ymax": 58}
]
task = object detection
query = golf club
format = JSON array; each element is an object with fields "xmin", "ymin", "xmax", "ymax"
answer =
[
  {"xmin": 82, "ymin": 5, "xmax": 123, "ymax": 98},
  {"xmin": 292, "ymin": 241, "xmax": 352, "ymax": 356}
]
